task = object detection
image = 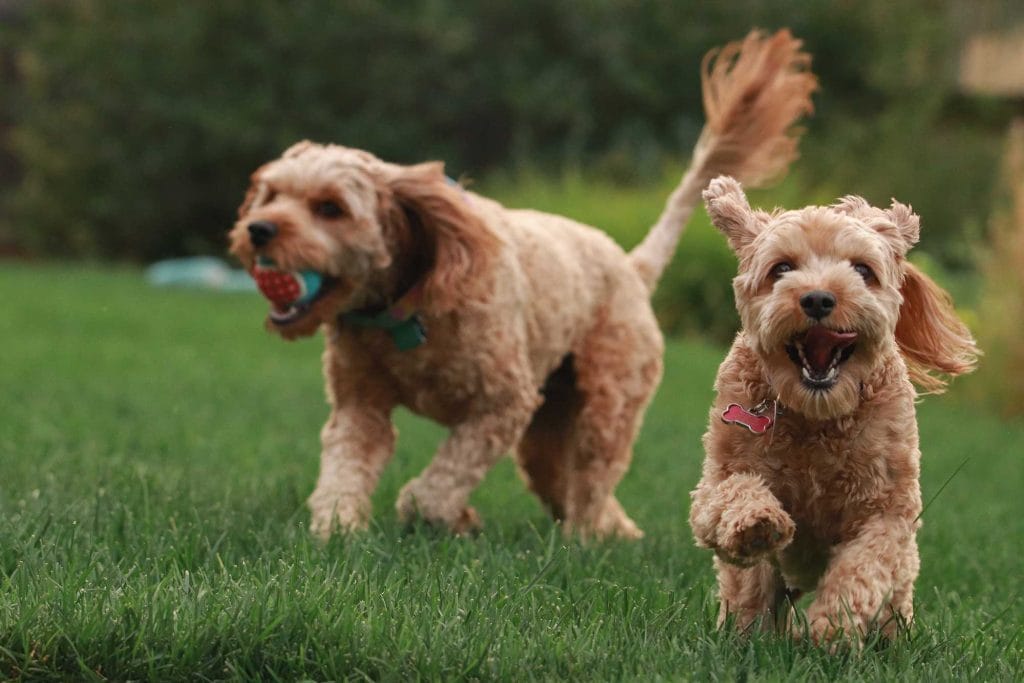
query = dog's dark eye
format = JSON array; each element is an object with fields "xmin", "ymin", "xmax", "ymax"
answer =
[
  {"xmin": 313, "ymin": 200, "xmax": 344, "ymax": 219},
  {"xmin": 769, "ymin": 262, "xmax": 794, "ymax": 280},
  {"xmin": 853, "ymin": 263, "xmax": 875, "ymax": 282}
]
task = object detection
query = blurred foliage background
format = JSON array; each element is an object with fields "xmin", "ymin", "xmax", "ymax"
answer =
[{"xmin": 1, "ymin": 1, "xmax": 1023, "ymax": 373}]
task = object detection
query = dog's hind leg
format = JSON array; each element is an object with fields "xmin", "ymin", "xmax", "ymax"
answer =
[
  {"xmin": 558, "ymin": 305, "xmax": 664, "ymax": 540},
  {"xmin": 515, "ymin": 355, "xmax": 582, "ymax": 520}
]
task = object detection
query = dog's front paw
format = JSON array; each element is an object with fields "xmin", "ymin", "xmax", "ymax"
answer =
[
  {"xmin": 716, "ymin": 502, "xmax": 794, "ymax": 565},
  {"xmin": 795, "ymin": 612, "xmax": 863, "ymax": 652},
  {"xmin": 307, "ymin": 488, "xmax": 369, "ymax": 540},
  {"xmin": 396, "ymin": 479, "xmax": 482, "ymax": 535}
]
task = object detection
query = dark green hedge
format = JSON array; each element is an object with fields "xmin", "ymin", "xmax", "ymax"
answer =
[{"xmin": 0, "ymin": 0, "xmax": 1010, "ymax": 267}]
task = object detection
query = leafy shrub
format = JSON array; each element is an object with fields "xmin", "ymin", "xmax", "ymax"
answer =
[
  {"xmin": 0, "ymin": 1, "xmax": 715, "ymax": 260},
  {"xmin": 970, "ymin": 121, "xmax": 1024, "ymax": 416},
  {"xmin": 0, "ymin": 0, "xmax": 1011, "ymax": 264}
]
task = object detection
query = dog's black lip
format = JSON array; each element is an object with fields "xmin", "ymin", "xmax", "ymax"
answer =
[{"xmin": 267, "ymin": 276, "xmax": 338, "ymax": 327}]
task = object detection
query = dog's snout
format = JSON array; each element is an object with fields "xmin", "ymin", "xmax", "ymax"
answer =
[
  {"xmin": 800, "ymin": 290, "xmax": 836, "ymax": 320},
  {"xmin": 248, "ymin": 220, "xmax": 278, "ymax": 248}
]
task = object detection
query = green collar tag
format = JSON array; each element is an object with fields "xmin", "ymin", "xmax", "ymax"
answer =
[
  {"xmin": 390, "ymin": 316, "xmax": 427, "ymax": 351},
  {"xmin": 341, "ymin": 286, "xmax": 427, "ymax": 351}
]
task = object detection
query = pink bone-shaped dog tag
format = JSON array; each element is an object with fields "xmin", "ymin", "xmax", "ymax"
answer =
[{"xmin": 721, "ymin": 403, "xmax": 774, "ymax": 435}]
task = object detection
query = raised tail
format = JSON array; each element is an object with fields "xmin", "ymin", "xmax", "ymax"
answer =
[{"xmin": 630, "ymin": 29, "xmax": 817, "ymax": 291}]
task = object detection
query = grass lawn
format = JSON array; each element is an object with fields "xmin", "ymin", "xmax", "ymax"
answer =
[{"xmin": 1, "ymin": 264, "xmax": 1022, "ymax": 681}]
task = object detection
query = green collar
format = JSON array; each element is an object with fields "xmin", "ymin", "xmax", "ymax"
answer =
[{"xmin": 341, "ymin": 284, "xmax": 427, "ymax": 351}]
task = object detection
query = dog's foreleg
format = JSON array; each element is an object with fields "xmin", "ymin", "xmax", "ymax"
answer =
[
  {"xmin": 307, "ymin": 407, "xmax": 396, "ymax": 539},
  {"xmin": 803, "ymin": 514, "xmax": 918, "ymax": 644},
  {"xmin": 690, "ymin": 471, "xmax": 795, "ymax": 565},
  {"xmin": 396, "ymin": 397, "xmax": 537, "ymax": 534},
  {"xmin": 713, "ymin": 556, "xmax": 790, "ymax": 632},
  {"xmin": 691, "ymin": 471, "xmax": 797, "ymax": 632}
]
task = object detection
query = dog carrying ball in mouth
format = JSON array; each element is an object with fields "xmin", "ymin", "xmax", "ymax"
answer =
[
  {"xmin": 227, "ymin": 30, "xmax": 817, "ymax": 541},
  {"xmin": 249, "ymin": 256, "xmax": 329, "ymax": 325},
  {"xmin": 689, "ymin": 176, "xmax": 978, "ymax": 645}
]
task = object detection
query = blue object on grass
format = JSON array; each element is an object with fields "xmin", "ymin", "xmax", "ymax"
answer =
[{"xmin": 145, "ymin": 257, "xmax": 256, "ymax": 292}]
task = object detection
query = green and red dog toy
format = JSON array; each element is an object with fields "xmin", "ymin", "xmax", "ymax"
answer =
[{"xmin": 249, "ymin": 256, "xmax": 426, "ymax": 350}]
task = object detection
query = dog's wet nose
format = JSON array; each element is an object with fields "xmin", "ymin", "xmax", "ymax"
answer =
[
  {"xmin": 248, "ymin": 220, "xmax": 278, "ymax": 248},
  {"xmin": 800, "ymin": 290, "xmax": 836, "ymax": 320}
]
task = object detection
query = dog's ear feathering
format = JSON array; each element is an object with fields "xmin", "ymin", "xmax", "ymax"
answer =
[
  {"xmin": 283, "ymin": 140, "xmax": 316, "ymax": 159},
  {"xmin": 833, "ymin": 195, "xmax": 921, "ymax": 254},
  {"xmin": 872, "ymin": 200, "xmax": 921, "ymax": 254},
  {"xmin": 384, "ymin": 162, "xmax": 501, "ymax": 314},
  {"xmin": 886, "ymin": 200, "xmax": 921, "ymax": 250},
  {"xmin": 896, "ymin": 262, "xmax": 979, "ymax": 393},
  {"xmin": 703, "ymin": 175, "xmax": 768, "ymax": 253}
]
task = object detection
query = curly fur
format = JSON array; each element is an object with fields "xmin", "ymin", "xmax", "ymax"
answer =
[
  {"xmin": 690, "ymin": 176, "xmax": 978, "ymax": 644},
  {"xmin": 227, "ymin": 31, "xmax": 815, "ymax": 540}
]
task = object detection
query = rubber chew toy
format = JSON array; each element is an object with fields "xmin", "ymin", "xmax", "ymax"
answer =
[{"xmin": 250, "ymin": 257, "xmax": 323, "ymax": 310}]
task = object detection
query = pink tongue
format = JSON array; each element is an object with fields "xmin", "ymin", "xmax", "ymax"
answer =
[{"xmin": 803, "ymin": 326, "xmax": 857, "ymax": 372}]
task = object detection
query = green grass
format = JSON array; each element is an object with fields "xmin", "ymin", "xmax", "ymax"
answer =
[{"xmin": 1, "ymin": 264, "xmax": 1021, "ymax": 681}]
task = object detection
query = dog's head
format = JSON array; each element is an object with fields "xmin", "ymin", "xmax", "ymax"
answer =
[
  {"xmin": 228, "ymin": 141, "xmax": 499, "ymax": 339},
  {"xmin": 704, "ymin": 176, "xmax": 977, "ymax": 420}
]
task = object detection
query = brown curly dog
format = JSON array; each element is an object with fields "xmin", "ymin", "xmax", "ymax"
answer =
[
  {"xmin": 690, "ymin": 176, "xmax": 978, "ymax": 644},
  {"xmin": 228, "ymin": 31, "xmax": 816, "ymax": 540}
]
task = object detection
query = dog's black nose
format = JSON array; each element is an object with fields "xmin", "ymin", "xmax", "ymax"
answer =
[
  {"xmin": 248, "ymin": 220, "xmax": 278, "ymax": 247},
  {"xmin": 800, "ymin": 290, "xmax": 836, "ymax": 320}
]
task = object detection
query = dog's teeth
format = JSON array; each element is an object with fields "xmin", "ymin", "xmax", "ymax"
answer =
[
  {"xmin": 826, "ymin": 367, "xmax": 838, "ymax": 381},
  {"xmin": 270, "ymin": 305, "xmax": 300, "ymax": 322},
  {"xmin": 801, "ymin": 366, "xmax": 812, "ymax": 381}
]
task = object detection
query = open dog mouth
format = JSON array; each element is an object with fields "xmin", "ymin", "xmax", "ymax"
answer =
[
  {"xmin": 250, "ymin": 258, "xmax": 337, "ymax": 327},
  {"xmin": 785, "ymin": 326, "xmax": 858, "ymax": 390},
  {"xmin": 267, "ymin": 281, "xmax": 336, "ymax": 325}
]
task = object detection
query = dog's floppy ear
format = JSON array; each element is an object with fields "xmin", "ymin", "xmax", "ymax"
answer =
[
  {"xmin": 834, "ymin": 195, "xmax": 920, "ymax": 255},
  {"xmin": 385, "ymin": 162, "xmax": 500, "ymax": 313},
  {"xmin": 885, "ymin": 199, "xmax": 921, "ymax": 251},
  {"xmin": 282, "ymin": 140, "xmax": 316, "ymax": 158},
  {"xmin": 703, "ymin": 175, "xmax": 765, "ymax": 253},
  {"xmin": 895, "ymin": 262, "xmax": 979, "ymax": 393}
]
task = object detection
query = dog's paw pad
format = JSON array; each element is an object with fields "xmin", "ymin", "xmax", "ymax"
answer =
[
  {"xmin": 718, "ymin": 506, "xmax": 794, "ymax": 564},
  {"xmin": 738, "ymin": 518, "xmax": 780, "ymax": 552}
]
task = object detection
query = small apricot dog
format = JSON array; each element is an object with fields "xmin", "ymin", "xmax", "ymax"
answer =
[
  {"xmin": 690, "ymin": 176, "xmax": 978, "ymax": 643},
  {"xmin": 228, "ymin": 31, "xmax": 816, "ymax": 540}
]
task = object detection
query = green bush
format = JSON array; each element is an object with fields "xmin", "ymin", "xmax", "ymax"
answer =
[
  {"xmin": 0, "ymin": 1, "xmax": 716, "ymax": 260},
  {"xmin": 0, "ymin": 0, "xmax": 1009, "ymax": 270},
  {"xmin": 969, "ymin": 122, "xmax": 1024, "ymax": 416}
]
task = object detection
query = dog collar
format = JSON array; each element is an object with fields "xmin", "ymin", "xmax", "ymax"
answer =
[
  {"xmin": 341, "ymin": 284, "xmax": 426, "ymax": 351},
  {"xmin": 721, "ymin": 398, "xmax": 783, "ymax": 435}
]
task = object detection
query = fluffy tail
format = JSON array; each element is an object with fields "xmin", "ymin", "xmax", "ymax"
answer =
[{"xmin": 630, "ymin": 29, "xmax": 817, "ymax": 290}]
